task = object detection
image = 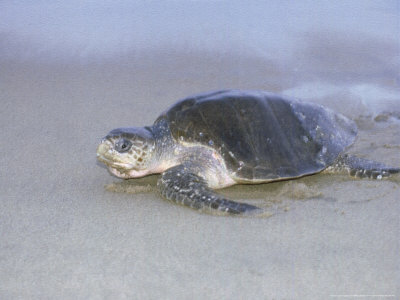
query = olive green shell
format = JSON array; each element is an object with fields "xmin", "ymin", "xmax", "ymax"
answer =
[{"xmin": 158, "ymin": 90, "xmax": 357, "ymax": 181}]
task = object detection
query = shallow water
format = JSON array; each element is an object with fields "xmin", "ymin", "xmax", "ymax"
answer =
[{"xmin": 1, "ymin": 1, "xmax": 399, "ymax": 299}]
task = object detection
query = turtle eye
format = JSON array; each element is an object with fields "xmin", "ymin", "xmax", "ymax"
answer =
[{"xmin": 115, "ymin": 138, "xmax": 132, "ymax": 153}]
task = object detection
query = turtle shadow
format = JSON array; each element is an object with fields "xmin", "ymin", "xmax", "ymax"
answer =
[
  {"xmin": 101, "ymin": 171, "xmax": 399, "ymax": 217},
  {"xmin": 103, "ymin": 175, "xmax": 159, "ymax": 194}
]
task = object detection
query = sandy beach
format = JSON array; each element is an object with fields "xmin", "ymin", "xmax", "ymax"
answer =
[{"xmin": 1, "ymin": 1, "xmax": 399, "ymax": 299}]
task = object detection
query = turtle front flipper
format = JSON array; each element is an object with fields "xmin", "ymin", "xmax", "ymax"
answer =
[
  {"xmin": 327, "ymin": 154, "xmax": 400, "ymax": 179},
  {"xmin": 157, "ymin": 165, "xmax": 260, "ymax": 215}
]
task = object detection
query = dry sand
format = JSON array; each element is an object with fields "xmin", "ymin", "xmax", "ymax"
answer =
[{"xmin": 1, "ymin": 3, "xmax": 400, "ymax": 298}]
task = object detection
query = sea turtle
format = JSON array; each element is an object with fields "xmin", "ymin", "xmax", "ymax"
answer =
[{"xmin": 96, "ymin": 90, "xmax": 399, "ymax": 215}]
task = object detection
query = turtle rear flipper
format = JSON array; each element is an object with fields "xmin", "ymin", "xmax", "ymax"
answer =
[
  {"xmin": 158, "ymin": 165, "xmax": 260, "ymax": 215},
  {"xmin": 328, "ymin": 154, "xmax": 400, "ymax": 179}
]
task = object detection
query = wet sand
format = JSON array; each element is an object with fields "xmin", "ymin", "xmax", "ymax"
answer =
[
  {"xmin": 1, "ymin": 2, "xmax": 400, "ymax": 298},
  {"xmin": 1, "ymin": 47, "xmax": 399, "ymax": 299}
]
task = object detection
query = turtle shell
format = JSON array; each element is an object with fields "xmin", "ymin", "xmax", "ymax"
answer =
[{"xmin": 159, "ymin": 90, "xmax": 357, "ymax": 181}]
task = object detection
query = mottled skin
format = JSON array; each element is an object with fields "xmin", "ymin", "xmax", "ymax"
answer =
[{"xmin": 97, "ymin": 90, "xmax": 399, "ymax": 215}]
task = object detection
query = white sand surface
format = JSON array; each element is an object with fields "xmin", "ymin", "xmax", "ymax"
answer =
[{"xmin": 1, "ymin": 1, "xmax": 399, "ymax": 299}]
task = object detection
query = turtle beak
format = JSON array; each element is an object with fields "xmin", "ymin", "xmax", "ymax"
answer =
[
  {"xmin": 97, "ymin": 139, "xmax": 135, "ymax": 170},
  {"xmin": 97, "ymin": 139, "xmax": 113, "ymax": 164}
]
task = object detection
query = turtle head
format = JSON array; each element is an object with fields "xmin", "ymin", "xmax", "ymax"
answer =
[{"xmin": 97, "ymin": 127, "xmax": 156, "ymax": 178}]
